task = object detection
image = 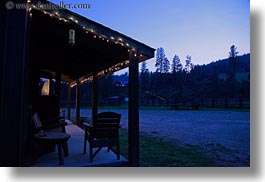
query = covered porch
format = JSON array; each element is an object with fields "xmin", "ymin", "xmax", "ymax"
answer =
[
  {"xmin": 0, "ymin": 0, "xmax": 154, "ymax": 166},
  {"xmin": 32, "ymin": 120, "xmax": 128, "ymax": 167}
]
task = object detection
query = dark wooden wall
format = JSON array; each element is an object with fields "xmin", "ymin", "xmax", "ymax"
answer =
[{"xmin": 0, "ymin": 0, "xmax": 31, "ymax": 166}]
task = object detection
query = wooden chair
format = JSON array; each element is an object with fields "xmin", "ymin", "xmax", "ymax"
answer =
[
  {"xmin": 83, "ymin": 112, "xmax": 121, "ymax": 162},
  {"xmin": 32, "ymin": 112, "xmax": 69, "ymax": 156}
]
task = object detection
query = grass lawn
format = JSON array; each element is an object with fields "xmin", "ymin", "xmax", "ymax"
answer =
[{"xmin": 119, "ymin": 128, "xmax": 214, "ymax": 167}]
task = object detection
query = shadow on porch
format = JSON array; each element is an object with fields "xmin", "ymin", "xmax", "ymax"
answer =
[{"xmin": 32, "ymin": 120, "xmax": 128, "ymax": 167}]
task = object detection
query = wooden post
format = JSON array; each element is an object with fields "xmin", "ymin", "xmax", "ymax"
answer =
[
  {"xmin": 55, "ymin": 72, "xmax": 61, "ymax": 117},
  {"xmin": 92, "ymin": 73, "xmax": 98, "ymax": 123},
  {"xmin": 67, "ymin": 84, "xmax": 71, "ymax": 120},
  {"xmin": 75, "ymin": 79, "xmax": 80, "ymax": 125},
  {"xmin": 128, "ymin": 50, "xmax": 140, "ymax": 167},
  {"xmin": 49, "ymin": 78, "xmax": 53, "ymax": 95}
]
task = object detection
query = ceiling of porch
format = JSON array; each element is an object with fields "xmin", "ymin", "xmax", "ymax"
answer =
[{"xmin": 29, "ymin": 0, "xmax": 155, "ymax": 85}]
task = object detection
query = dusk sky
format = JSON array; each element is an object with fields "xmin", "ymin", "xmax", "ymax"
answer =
[{"xmin": 51, "ymin": 0, "xmax": 250, "ymax": 73}]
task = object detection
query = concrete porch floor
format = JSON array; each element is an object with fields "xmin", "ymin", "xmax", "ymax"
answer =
[{"xmin": 32, "ymin": 121, "xmax": 128, "ymax": 167}]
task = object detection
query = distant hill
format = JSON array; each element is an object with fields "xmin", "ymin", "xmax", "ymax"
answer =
[
  {"xmin": 203, "ymin": 53, "xmax": 250, "ymax": 74},
  {"xmin": 112, "ymin": 54, "xmax": 250, "ymax": 83}
]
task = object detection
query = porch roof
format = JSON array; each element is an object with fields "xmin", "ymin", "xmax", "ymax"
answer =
[{"xmin": 30, "ymin": 0, "xmax": 155, "ymax": 86}]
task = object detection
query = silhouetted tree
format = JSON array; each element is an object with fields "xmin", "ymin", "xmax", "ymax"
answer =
[
  {"xmin": 171, "ymin": 55, "xmax": 182, "ymax": 73},
  {"xmin": 227, "ymin": 45, "xmax": 239, "ymax": 99},
  {"xmin": 228, "ymin": 45, "xmax": 238, "ymax": 81},
  {"xmin": 99, "ymin": 74, "xmax": 114, "ymax": 100},
  {"xmin": 229, "ymin": 45, "xmax": 239, "ymax": 58},
  {"xmin": 155, "ymin": 47, "xmax": 166, "ymax": 73},
  {"xmin": 141, "ymin": 61, "xmax": 148, "ymax": 73},
  {"xmin": 184, "ymin": 55, "xmax": 194, "ymax": 73},
  {"xmin": 163, "ymin": 58, "xmax": 170, "ymax": 73},
  {"xmin": 140, "ymin": 61, "xmax": 150, "ymax": 91}
]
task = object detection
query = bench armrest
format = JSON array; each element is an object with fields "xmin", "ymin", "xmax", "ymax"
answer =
[
  {"xmin": 83, "ymin": 122, "xmax": 93, "ymax": 128},
  {"xmin": 44, "ymin": 121, "xmax": 67, "ymax": 130}
]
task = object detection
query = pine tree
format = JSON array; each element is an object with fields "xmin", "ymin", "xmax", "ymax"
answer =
[
  {"xmin": 163, "ymin": 58, "xmax": 170, "ymax": 73},
  {"xmin": 171, "ymin": 55, "xmax": 182, "ymax": 73},
  {"xmin": 227, "ymin": 45, "xmax": 239, "ymax": 98},
  {"xmin": 155, "ymin": 47, "xmax": 166, "ymax": 73},
  {"xmin": 184, "ymin": 55, "xmax": 193, "ymax": 73},
  {"xmin": 140, "ymin": 61, "xmax": 149, "ymax": 91},
  {"xmin": 140, "ymin": 61, "xmax": 148, "ymax": 73},
  {"xmin": 228, "ymin": 45, "xmax": 238, "ymax": 81},
  {"xmin": 229, "ymin": 45, "xmax": 239, "ymax": 59}
]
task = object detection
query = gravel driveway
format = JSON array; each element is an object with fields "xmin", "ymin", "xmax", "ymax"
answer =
[{"xmin": 69, "ymin": 108, "xmax": 250, "ymax": 166}]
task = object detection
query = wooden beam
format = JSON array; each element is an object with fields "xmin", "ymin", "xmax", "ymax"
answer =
[
  {"xmin": 92, "ymin": 73, "xmax": 98, "ymax": 123},
  {"xmin": 49, "ymin": 78, "xmax": 53, "ymax": 95},
  {"xmin": 67, "ymin": 84, "xmax": 71, "ymax": 120},
  {"xmin": 75, "ymin": 79, "xmax": 80, "ymax": 125},
  {"xmin": 55, "ymin": 71, "xmax": 61, "ymax": 117},
  {"xmin": 128, "ymin": 50, "xmax": 140, "ymax": 167},
  {"xmin": 55, "ymin": 72, "xmax": 61, "ymax": 96},
  {"xmin": 32, "ymin": 70, "xmax": 41, "ymax": 98}
]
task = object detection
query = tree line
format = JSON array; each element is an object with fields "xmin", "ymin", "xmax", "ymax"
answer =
[
  {"xmin": 59, "ymin": 45, "xmax": 250, "ymax": 109},
  {"xmin": 139, "ymin": 45, "xmax": 249, "ymax": 108}
]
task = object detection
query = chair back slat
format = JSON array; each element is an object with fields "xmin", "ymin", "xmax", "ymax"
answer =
[
  {"xmin": 92, "ymin": 112, "xmax": 121, "ymax": 139},
  {"xmin": 32, "ymin": 113, "xmax": 43, "ymax": 131}
]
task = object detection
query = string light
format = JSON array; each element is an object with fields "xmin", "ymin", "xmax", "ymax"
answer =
[
  {"xmin": 37, "ymin": 8, "xmax": 135, "ymax": 51},
  {"xmin": 32, "ymin": 6, "xmax": 146, "ymax": 83}
]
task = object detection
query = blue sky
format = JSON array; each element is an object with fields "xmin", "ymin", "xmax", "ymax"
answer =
[{"xmin": 50, "ymin": 0, "xmax": 250, "ymax": 73}]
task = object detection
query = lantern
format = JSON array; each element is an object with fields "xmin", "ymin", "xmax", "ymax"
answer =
[{"xmin": 69, "ymin": 29, "xmax": 75, "ymax": 45}]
